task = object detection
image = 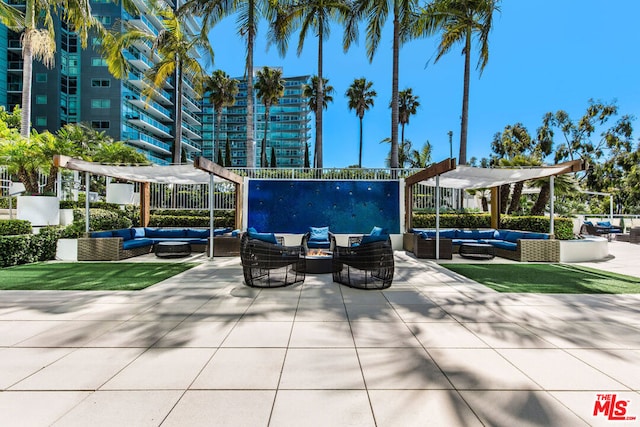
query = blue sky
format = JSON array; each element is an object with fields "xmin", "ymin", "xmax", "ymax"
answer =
[{"xmin": 208, "ymin": 1, "xmax": 640, "ymax": 168}]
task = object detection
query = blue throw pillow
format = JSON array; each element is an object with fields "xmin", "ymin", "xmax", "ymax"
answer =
[
  {"xmin": 132, "ymin": 227, "xmax": 146, "ymax": 238},
  {"xmin": 597, "ymin": 221, "xmax": 611, "ymax": 227},
  {"xmin": 248, "ymin": 229, "xmax": 278, "ymax": 245},
  {"xmin": 112, "ymin": 228, "xmax": 133, "ymax": 241},
  {"xmin": 91, "ymin": 230, "xmax": 112, "ymax": 238},
  {"xmin": 309, "ymin": 226, "xmax": 329, "ymax": 242},
  {"xmin": 584, "ymin": 221, "xmax": 593, "ymax": 226},
  {"xmin": 370, "ymin": 226, "xmax": 388, "ymax": 236},
  {"xmin": 361, "ymin": 234, "xmax": 389, "ymax": 245},
  {"xmin": 231, "ymin": 229, "xmax": 241, "ymax": 237},
  {"xmin": 186, "ymin": 229, "xmax": 209, "ymax": 238}
]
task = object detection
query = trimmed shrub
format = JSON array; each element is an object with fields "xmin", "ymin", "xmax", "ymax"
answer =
[
  {"xmin": 62, "ymin": 208, "xmax": 133, "ymax": 238},
  {"xmin": 412, "ymin": 213, "xmax": 491, "ymax": 229},
  {"xmin": 0, "ymin": 219, "xmax": 32, "ymax": 236},
  {"xmin": 149, "ymin": 214, "xmax": 233, "ymax": 228},
  {"xmin": 0, "ymin": 226, "xmax": 63, "ymax": 267}
]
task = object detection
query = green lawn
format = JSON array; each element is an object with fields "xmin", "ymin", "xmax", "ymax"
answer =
[
  {"xmin": 0, "ymin": 262, "xmax": 197, "ymax": 291},
  {"xmin": 442, "ymin": 263, "xmax": 640, "ymax": 294}
]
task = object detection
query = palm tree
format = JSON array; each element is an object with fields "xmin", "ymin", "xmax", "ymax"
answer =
[
  {"xmin": 304, "ymin": 75, "xmax": 334, "ymax": 167},
  {"xmin": 254, "ymin": 67, "xmax": 285, "ymax": 168},
  {"xmin": 409, "ymin": 141, "xmax": 432, "ymax": 168},
  {"xmin": 397, "ymin": 88, "xmax": 420, "ymax": 147},
  {"xmin": 205, "ymin": 70, "xmax": 239, "ymax": 164},
  {"xmin": 270, "ymin": 0, "xmax": 352, "ymax": 169},
  {"xmin": 349, "ymin": 0, "xmax": 418, "ymax": 169},
  {"xmin": 346, "ymin": 78, "xmax": 377, "ymax": 168},
  {"xmin": 101, "ymin": 4, "xmax": 213, "ymax": 164},
  {"xmin": 412, "ymin": 0, "xmax": 500, "ymax": 165},
  {"xmin": 178, "ymin": 0, "xmax": 274, "ymax": 168},
  {"xmin": 0, "ymin": 0, "xmax": 98, "ymax": 139}
]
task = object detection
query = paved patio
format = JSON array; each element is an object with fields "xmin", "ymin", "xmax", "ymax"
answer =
[{"xmin": 1, "ymin": 241, "xmax": 639, "ymax": 426}]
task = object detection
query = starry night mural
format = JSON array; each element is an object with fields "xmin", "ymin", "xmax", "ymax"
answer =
[{"xmin": 247, "ymin": 180, "xmax": 400, "ymax": 234}]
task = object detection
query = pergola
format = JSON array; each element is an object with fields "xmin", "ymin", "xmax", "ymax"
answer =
[
  {"xmin": 53, "ymin": 155, "xmax": 244, "ymax": 258},
  {"xmin": 405, "ymin": 158, "xmax": 587, "ymax": 258}
]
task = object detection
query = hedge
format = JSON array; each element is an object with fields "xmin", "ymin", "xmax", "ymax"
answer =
[
  {"xmin": 62, "ymin": 208, "xmax": 133, "ymax": 238},
  {"xmin": 411, "ymin": 213, "xmax": 574, "ymax": 240},
  {"xmin": 0, "ymin": 219, "xmax": 32, "ymax": 236},
  {"xmin": 148, "ymin": 214, "xmax": 235, "ymax": 228},
  {"xmin": 0, "ymin": 226, "xmax": 63, "ymax": 268}
]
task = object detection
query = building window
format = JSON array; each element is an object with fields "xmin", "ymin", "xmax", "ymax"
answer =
[
  {"xmin": 35, "ymin": 73, "xmax": 47, "ymax": 83},
  {"xmin": 36, "ymin": 95, "xmax": 47, "ymax": 104},
  {"xmin": 91, "ymin": 58, "xmax": 108, "ymax": 66},
  {"xmin": 95, "ymin": 16, "xmax": 111, "ymax": 25},
  {"xmin": 91, "ymin": 121, "xmax": 110, "ymax": 129},
  {"xmin": 35, "ymin": 116, "xmax": 47, "ymax": 126},
  {"xmin": 91, "ymin": 37, "xmax": 102, "ymax": 47},
  {"xmin": 91, "ymin": 99, "xmax": 111, "ymax": 108},
  {"xmin": 91, "ymin": 79, "xmax": 111, "ymax": 88}
]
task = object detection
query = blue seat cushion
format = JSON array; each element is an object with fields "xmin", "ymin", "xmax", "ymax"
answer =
[
  {"xmin": 361, "ymin": 234, "xmax": 389, "ymax": 245},
  {"xmin": 185, "ymin": 228, "xmax": 209, "ymax": 238},
  {"xmin": 456, "ymin": 229, "xmax": 498, "ymax": 239},
  {"xmin": 91, "ymin": 230, "xmax": 112, "ymax": 238},
  {"xmin": 490, "ymin": 240, "xmax": 518, "ymax": 251},
  {"xmin": 248, "ymin": 229, "xmax": 278, "ymax": 245},
  {"xmin": 520, "ymin": 232, "xmax": 549, "ymax": 240},
  {"xmin": 370, "ymin": 226, "xmax": 389, "ymax": 237},
  {"xmin": 503, "ymin": 231, "xmax": 525, "ymax": 243},
  {"xmin": 309, "ymin": 226, "xmax": 329, "ymax": 242},
  {"xmin": 122, "ymin": 238, "xmax": 153, "ymax": 250},
  {"xmin": 145, "ymin": 228, "xmax": 187, "ymax": 238},
  {"xmin": 112, "ymin": 228, "xmax": 134, "ymax": 241},
  {"xmin": 597, "ymin": 221, "xmax": 611, "ymax": 227},
  {"xmin": 307, "ymin": 240, "xmax": 331, "ymax": 249}
]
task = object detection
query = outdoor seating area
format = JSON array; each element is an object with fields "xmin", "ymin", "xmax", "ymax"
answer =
[
  {"xmin": 580, "ymin": 220, "xmax": 622, "ymax": 241},
  {"xmin": 404, "ymin": 228, "xmax": 560, "ymax": 262},
  {"xmin": 332, "ymin": 235, "xmax": 395, "ymax": 290},
  {"xmin": 240, "ymin": 232, "xmax": 306, "ymax": 288}
]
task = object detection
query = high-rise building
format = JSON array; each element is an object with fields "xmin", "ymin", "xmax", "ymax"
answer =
[
  {"xmin": 0, "ymin": 0, "xmax": 202, "ymax": 165},
  {"xmin": 201, "ymin": 69, "xmax": 311, "ymax": 168}
]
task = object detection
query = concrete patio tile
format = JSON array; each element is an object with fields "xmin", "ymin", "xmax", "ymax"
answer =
[
  {"xmin": 298, "ymin": 286, "xmax": 344, "ymax": 303},
  {"xmin": 279, "ymin": 348, "xmax": 365, "ymax": 389},
  {"xmin": 0, "ymin": 320, "xmax": 65, "ymax": 346},
  {"xmin": 162, "ymin": 390, "xmax": 275, "ymax": 427},
  {"xmin": 251, "ymin": 288, "xmax": 302, "ymax": 304},
  {"xmin": 83, "ymin": 320, "xmax": 181, "ymax": 348},
  {"xmin": 288, "ymin": 321, "xmax": 354, "ymax": 348},
  {"xmin": 358, "ymin": 347, "xmax": 452, "ymax": 389},
  {"xmin": 439, "ymin": 302, "xmax": 509, "ymax": 323},
  {"xmin": 525, "ymin": 322, "xmax": 640, "ymax": 349},
  {"xmin": 192, "ymin": 348, "xmax": 286, "ymax": 389},
  {"xmin": 497, "ymin": 349, "xmax": 629, "ymax": 390},
  {"xmin": 71, "ymin": 303, "xmax": 149, "ymax": 321},
  {"xmin": 341, "ymin": 290, "xmax": 390, "ymax": 305},
  {"xmin": 408, "ymin": 322, "xmax": 490, "ymax": 348},
  {"xmin": 0, "ymin": 391, "xmax": 91, "ymax": 426},
  {"xmin": 293, "ymin": 302, "xmax": 348, "ymax": 321},
  {"xmin": 10, "ymin": 348, "xmax": 144, "ymax": 391},
  {"xmin": 153, "ymin": 321, "xmax": 236, "ymax": 348},
  {"xmin": 14, "ymin": 320, "xmax": 122, "ymax": 347},
  {"xmin": 344, "ymin": 303, "xmax": 403, "ymax": 322},
  {"xmin": 549, "ymin": 391, "xmax": 640, "ymax": 426},
  {"xmin": 0, "ymin": 348, "xmax": 72, "ymax": 390},
  {"xmin": 52, "ymin": 390, "xmax": 182, "ymax": 427},
  {"xmin": 221, "ymin": 321, "xmax": 293, "ymax": 347},
  {"xmin": 390, "ymin": 303, "xmax": 454, "ymax": 322},
  {"xmin": 270, "ymin": 390, "xmax": 375, "ymax": 427},
  {"xmin": 566, "ymin": 349, "xmax": 640, "ymax": 390},
  {"xmin": 369, "ymin": 390, "xmax": 482, "ymax": 427},
  {"xmin": 130, "ymin": 301, "xmax": 207, "ymax": 321},
  {"xmin": 460, "ymin": 390, "xmax": 589, "ymax": 427},
  {"xmin": 382, "ymin": 290, "xmax": 433, "ymax": 305},
  {"xmin": 101, "ymin": 348, "xmax": 214, "ymax": 390},
  {"xmin": 187, "ymin": 299, "xmax": 252, "ymax": 321},
  {"xmin": 428, "ymin": 348, "xmax": 542, "ymax": 390},
  {"xmin": 351, "ymin": 321, "xmax": 422, "ymax": 348},
  {"xmin": 463, "ymin": 322, "xmax": 557, "ymax": 349},
  {"xmin": 240, "ymin": 302, "xmax": 298, "ymax": 322}
]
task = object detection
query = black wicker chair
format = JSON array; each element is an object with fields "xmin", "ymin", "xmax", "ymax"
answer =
[
  {"xmin": 301, "ymin": 231, "xmax": 337, "ymax": 252},
  {"xmin": 332, "ymin": 236, "xmax": 394, "ymax": 290},
  {"xmin": 240, "ymin": 233, "xmax": 306, "ymax": 288}
]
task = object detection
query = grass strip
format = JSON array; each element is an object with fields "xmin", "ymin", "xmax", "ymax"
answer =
[
  {"xmin": 0, "ymin": 262, "xmax": 197, "ymax": 291},
  {"xmin": 442, "ymin": 263, "xmax": 640, "ymax": 294}
]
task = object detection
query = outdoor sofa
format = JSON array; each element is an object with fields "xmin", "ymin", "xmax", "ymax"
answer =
[
  {"xmin": 404, "ymin": 228, "xmax": 560, "ymax": 262},
  {"xmin": 77, "ymin": 227, "xmax": 239, "ymax": 260}
]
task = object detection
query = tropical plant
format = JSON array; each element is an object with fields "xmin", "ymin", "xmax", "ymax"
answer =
[
  {"xmin": 91, "ymin": 141, "xmax": 149, "ymax": 165},
  {"xmin": 0, "ymin": 0, "xmax": 99, "ymax": 140},
  {"xmin": 254, "ymin": 67, "xmax": 285, "ymax": 167},
  {"xmin": 0, "ymin": 105, "xmax": 21, "ymax": 130},
  {"xmin": 412, "ymin": 0, "xmax": 500, "ymax": 165},
  {"xmin": 204, "ymin": 70, "xmax": 239, "ymax": 164},
  {"xmin": 409, "ymin": 141, "xmax": 432, "ymax": 168},
  {"xmin": 349, "ymin": 0, "xmax": 419, "ymax": 169},
  {"xmin": 178, "ymin": 0, "xmax": 275, "ymax": 168},
  {"xmin": 346, "ymin": 77, "xmax": 377, "ymax": 167},
  {"xmin": 397, "ymin": 88, "xmax": 420, "ymax": 147},
  {"xmin": 270, "ymin": 0, "xmax": 353, "ymax": 169},
  {"xmin": 101, "ymin": 2, "xmax": 213, "ymax": 164},
  {"xmin": 304, "ymin": 76, "xmax": 335, "ymax": 113}
]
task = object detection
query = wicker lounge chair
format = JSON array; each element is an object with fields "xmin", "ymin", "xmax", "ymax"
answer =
[
  {"xmin": 240, "ymin": 233, "xmax": 306, "ymax": 288},
  {"xmin": 332, "ymin": 236, "xmax": 394, "ymax": 290},
  {"xmin": 301, "ymin": 230, "xmax": 336, "ymax": 252}
]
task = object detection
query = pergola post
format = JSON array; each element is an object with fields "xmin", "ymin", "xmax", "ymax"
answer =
[
  {"xmin": 490, "ymin": 187, "xmax": 500, "ymax": 229},
  {"xmin": 140, "ymin": 182, "xmax": 150, "ymax": 227}
]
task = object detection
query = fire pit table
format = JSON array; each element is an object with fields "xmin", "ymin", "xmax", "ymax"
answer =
[
  {"xmin": 155, "ymin": 241, "xmax": 191, "ymax": 258},
  {"xmin": 295, "ymin": 250, "xmax": 336, "ymax": 274}
]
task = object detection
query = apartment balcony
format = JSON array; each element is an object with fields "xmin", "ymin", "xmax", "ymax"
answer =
[
  {"xmin": 125, "ymin": 112, "xmax": 172, "ymax": 139},
  {"xmin": 123, "ymin": 50, "xmax": 153, "ymax": 72},
  {"xmin": 182, "ymin": 137, "xmax": 202, "ymax": 152},
  {"xmin": 182, "ymin": 92, "xmax": 201, "ymax": 113},
  {"xmin": 8, "ymin": 61, "xmax": 23, "ymax": 71},
  {"xmin": 123, "ymin": 129, "xmax": 172, "ymax": 155},
  {"xmin": 181, "ymin": 122, "xmax": 201, "ymax": 140},
  {"xmin": 7, "ymin": 82, "xmax": 22, "ymax": 92},
  {"xmin": 124, "ymin": 11, "xmax": 159, "ymax": 37},
  {"xmin": 125, "ymin": 94, "xmax": 171, "ymax": 122},
  {"xmin": 181, "ymin": 109, "xmax": 201, "ymax": 126},
  {"xmin": 127, "ymin": 72, "xmax": 173, "ymax": 106}
]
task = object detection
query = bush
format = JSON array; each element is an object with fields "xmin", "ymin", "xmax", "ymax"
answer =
[
  {"xmin": 149, "ymin": 214, "xmax": 233, "ymax": 228},
  {"xmin": 62, "ymin": 208, "xmax": 133, "ymax": 238},
  {"xmin": 60, "ymin": 201, "xmax": 139, "ymax": 226},
  {"xmin": 412, "ymin": 213, "xmax": 492, "ymax": 229},
  {"xmin": 0, "ymin": 226, "xmax": 63, "ymax": 267},
  {"xmin": 0, "ymin": 219, "xmax": 32, "ymax": 236}
]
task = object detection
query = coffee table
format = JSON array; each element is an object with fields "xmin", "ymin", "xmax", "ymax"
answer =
[
  {"xmin": 459, "ymin": 243, "xmax": 495, "ymax": 260},
  {"xmin": 155, "ymin": 241, "xmax": 191, "ymax": 258},
  {"xmin": 295, "ymin": 251, "xmax": 335, "ymax": 274}
]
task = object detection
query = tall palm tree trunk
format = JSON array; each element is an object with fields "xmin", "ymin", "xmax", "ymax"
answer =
[
  {"xmin": 173, "ymin": 62, "xmax": 183, "ymax": 164},
  {"xmin": 390, "ymin": 8, "xmax": 400, "ymax": 170},
  {"xmin": 508, "ymin": 181, "xmax": 524, "ymax": 214},
  {"xmin": 261, "ymin": 104, "xmax": 269, "ymax": 167},
  {"xmin": 358, "ymin": 116, "xmax": 363, "ymax": 168},
  {"xmin": 20, "ymin": 11, "xmax": 35, "ymax": 140},
  {"xmin": 459, "ymin": 30, "xmax": 471, "ymax": 165},
  {"xmin": 215, "ymin": 107, "xmax": 222, "ymax": 163},
  {"xmin": 531, "ymin": 182, "xmax": 550, "ymax": 216},
  {"xmin": 246, "ymin": 4, "xmax": 256, "ymax": 168},
  {"xmin": 315, "ymin": 25, "xmax": 324, "ymax": 169}
]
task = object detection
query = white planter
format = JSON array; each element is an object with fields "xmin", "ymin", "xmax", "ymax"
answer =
[
  {"xmin": 60, "ymin": 209, "xmax": 74, "ymax": 226},
  {"xmin": 560, "ymin": 237, "xmax": 609, "ymax": 262},
  {"xmin": 17, "ymin": 196, "xmax": 60, "ymax": 226},
  {"xmin": 106, "ymin": 183, "xmax": 135, "ymax": 205},
  {"xmin": 56, "ymin": 238, "xmax": 78, "ymax": 261}
]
